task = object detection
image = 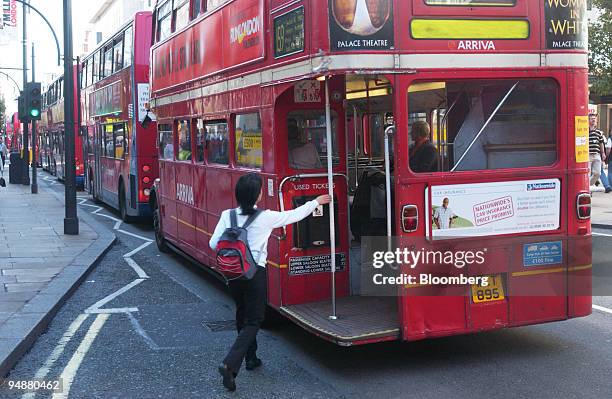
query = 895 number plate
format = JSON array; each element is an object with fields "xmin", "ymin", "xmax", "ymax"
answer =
[{"xmin": 471, "ymin": 274, "xmax": 505, "ymax": 303}]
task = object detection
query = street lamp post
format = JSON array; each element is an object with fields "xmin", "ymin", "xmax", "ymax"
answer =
[
  {"xmin": 21, "ymin": 0, "xmax": 29, "ymax": 186},
  {"xmin": 63, "ymin": 0, "xmax": 78, "ymax": 235},
  {"xmin": 31, "ymin": 43, "xmax": 37, "ymax": 194}
]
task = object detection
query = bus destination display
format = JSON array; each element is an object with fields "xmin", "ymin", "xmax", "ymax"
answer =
[{"xmin": 274, "ymin": 7, "xmax": 304, "ymax": 58}]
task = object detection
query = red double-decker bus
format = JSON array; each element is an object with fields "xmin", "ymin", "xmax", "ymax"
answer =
[
  {"xmin": 81, "ymin": 12, "xmax": 158, "ymax": 221},
  {"xmin": 41, "ymin": 68, "xmax": 85, "ymax": 187},
  {"xmin": 149, "ymin": 0, "xmax": 592, "ymax": 346}
]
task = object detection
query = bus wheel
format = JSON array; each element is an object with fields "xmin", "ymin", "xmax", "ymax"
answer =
[
  {"xmin": 153, "ymin": 206, "xmax": 169, "ymax": 253},
  {"xmin": 118, "ymin": 183, "xmax": 132, "ymax": 223}
]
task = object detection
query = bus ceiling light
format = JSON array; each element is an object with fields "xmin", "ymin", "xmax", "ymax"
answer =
[
  {"xmin": 576, "ymin": 193, "xmax": 591, "ymax": 220},
  {"xmin": 316, "ymin": 76, "xmax": 327, "ymax": 81},
  {"xmin": 402, "ymin": 205, "xmax": 418, "ymax": 233}
]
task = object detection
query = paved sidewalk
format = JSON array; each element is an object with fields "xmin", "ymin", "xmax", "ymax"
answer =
[
  {"xmin": 0, "ymin": 169, "xmax": 115, "ymax": 377},
  {"xmin": 591, "ymin": 191, "xmax": 612, "ymax": 228}
]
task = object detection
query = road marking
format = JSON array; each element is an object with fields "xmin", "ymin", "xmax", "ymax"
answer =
[
  {"xmin": 86, "ymin": 307, "xmax": 139, "ymax": 314},
  {"xmin": 52, "ymin": 314, "xmax": 109, "ymax": 399},
  {"xmin": 124, "ymin": 257, "xmax": 149, "ymax": 279},
  {"xmin": 85, "ymin": 279, "xmax": 145, "ymax": 314},
  {"xmin": 117, "ymin": 229, "xmax": 153, "ymax": 242},
  {"xmin": 113, "ymin": 220, "xmax": 122, "ymax": 230},
  {"xmin": 593, "ymin": 304, "xmax": 612, "ymax": 315},
  {"xmin": 593, "ymin": 232, "xmax": 612, "ymax": 237},
  {"xmin": 124, "ymin": 241, "xmax": 152, "ymax": 258},
  {"xmin": 22, "ymin": 314, "xmax": 89, "ymax": 399}
]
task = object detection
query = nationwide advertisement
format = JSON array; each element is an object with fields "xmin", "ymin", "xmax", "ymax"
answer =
[
  {"xmin": 544, "ymin": 0, "xmax": 587, "ymax": 50},
  {"xmin": 429, "ymin": 179, "xmax": 561, "ymax": 238},
  {"xmin": 329, "ymin": 0, "xmax": 394, "ymax": 51}
]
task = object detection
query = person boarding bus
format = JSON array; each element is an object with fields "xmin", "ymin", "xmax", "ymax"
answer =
[{"xmin": 209, "ymin": 173, "xmax": 331, "ymax": 391}]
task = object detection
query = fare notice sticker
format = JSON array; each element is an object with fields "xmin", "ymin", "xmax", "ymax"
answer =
[{"xmin": 575, "ymin": 115, "xmax": 589, "ymax": 163}]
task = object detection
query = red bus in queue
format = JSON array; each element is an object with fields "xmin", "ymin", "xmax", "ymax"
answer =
[
  {"xmin": 41, "ymin": 68, "xmax": 85, "ymax": 187},
  {"xmin": 149, "ymin": 0, "xmax": 592, "ymax": 346},
  {"xmin": 81, "ymin": 12, "xmax": 158, "ymax": 221}
]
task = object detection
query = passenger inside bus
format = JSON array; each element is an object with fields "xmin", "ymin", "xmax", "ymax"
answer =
[
  {"xmin": 408, "ymin": 120, "xmax": 438, "ymax": 173},
  {"xmin": 287, "ymin": 118, "xmax": 323, "ymax": 169},
  {"xmin": 178, "ymin": 140, "xmax": 192, "ymax": 161}
]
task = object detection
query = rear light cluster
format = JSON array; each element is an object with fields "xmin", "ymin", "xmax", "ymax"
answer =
[
  {"xmin": 402, "ymin": 205, "xmax": 418, "ymax": 232},
  {"xmin": 576, "ymin": 193, "xmax": 591, "ymax": 220},
  {"xmin": 141, "ymin": 164, "xmax": 152, "ymax": 197}
]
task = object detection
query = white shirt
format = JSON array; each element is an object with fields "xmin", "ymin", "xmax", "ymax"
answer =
[
  {"xmin": 209, "ymin": 200, "xmax": 320, "ymax": 267},
  {"xmin": 434, "ymin": 206, "xmax": 456, "ymax": 229}
]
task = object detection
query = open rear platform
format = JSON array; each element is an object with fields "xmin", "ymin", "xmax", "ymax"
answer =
[{"xmin": 280, "ymin": 297, "xmax": 399, "ymax": 346}]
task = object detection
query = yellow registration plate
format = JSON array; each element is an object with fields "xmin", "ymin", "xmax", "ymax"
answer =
[{"xmin": 471, "ymin": 274, "xmax": 505, "ymax": 303}]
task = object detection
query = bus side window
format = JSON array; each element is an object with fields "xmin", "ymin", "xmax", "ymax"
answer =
[
  {"xmin": 235, "ymin": 113, "xmax": 261, "ymax": 169},
  {"xmin": 177, "ymin": 119, "xmax": 192, "ymax": 161},
  {"xmin": 195, "ymin": 119, "xmax": 205, "ymax": 163},
  {"xmin": 205, "ymin": 120, "xmax": 229, "ymax": 165},
  {"xmin": 104, "ymin": 124, "xmax": 114, "ymax": 157},
  {"xmin": 114, "ymin": 123, "xmax": 126, "ymax": 159},
  {"xmin": 158, "ymin": 123, "xmax": 174, "ymax": 160}
]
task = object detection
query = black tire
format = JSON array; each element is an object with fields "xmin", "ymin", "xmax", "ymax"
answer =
[
  {"xmin": 118, "ymin": 183, "xmax": 132, "ymax": 223},
  {"xmin": 153, "ymin": 207, "xmax": 169, "ymax": 253}
]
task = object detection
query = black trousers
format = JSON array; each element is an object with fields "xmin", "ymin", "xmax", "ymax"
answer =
[{"xmin": 224, "ymin": 267, "xmax": 267, "ymax": 373}]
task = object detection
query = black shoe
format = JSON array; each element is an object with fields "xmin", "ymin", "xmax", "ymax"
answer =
[
  {"xmin": 245, "ymin": 358, "xmax": 262, "ymax": 371},
  {"xmin": 606, "ymin": 187, "xmax": 612, "ymax": 193},
  {"xmin": 218, "ymin": 364, "xmax": 236, "ymax": 391}
]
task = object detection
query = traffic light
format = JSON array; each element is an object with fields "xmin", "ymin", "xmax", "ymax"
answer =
[
  {"xmin": 17, "ymin": 92, "xmax": 29, "ymax": 122},
  {"xmin": 25, "ymin": 82, "xmax": 42, "ymax": 120}
]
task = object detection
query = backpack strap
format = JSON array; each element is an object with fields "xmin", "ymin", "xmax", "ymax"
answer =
[
  {"xmin": 229, "ymin": 209, "xmax": 238, "ymax": 228},
  {"xmin": 242, "ymin": 209, "xmax": 262, "ymax": 230}
]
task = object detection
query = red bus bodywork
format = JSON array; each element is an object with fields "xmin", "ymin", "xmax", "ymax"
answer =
[
  {"xmin": 41, "ymin": 66, "xmax": 85, "ymax": 187},
  {"xmin": 81, "ymin": 12, "xmax": 158, "ymax": 220},
  {"xmin": 149, "ymin": 0, "xmax": 592, "ymax": 345}
]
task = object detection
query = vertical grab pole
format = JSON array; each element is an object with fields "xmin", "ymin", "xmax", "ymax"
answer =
[
  {"xmin": 384, "ymin": 126, "xmax": 394, "ymax": 239},
  {"xmin": 325, "ymin": 76, "xmax": 337, "ymax": 320}
]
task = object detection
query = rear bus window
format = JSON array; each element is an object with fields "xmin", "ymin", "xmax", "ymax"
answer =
[
  {"xmin": 407, "ymin": 79, "xmax": 557, "ymax": 173},
  {"xmin": 235, "ymin": 113, "xmax": 262, "ymax": 169},
  {"xmin": 158, "ymin": 123, "xmax": 173, "ymax": 160},
  {"xmin": 203, "ymin": 120, "xmax": 229, "ymax": 165}
]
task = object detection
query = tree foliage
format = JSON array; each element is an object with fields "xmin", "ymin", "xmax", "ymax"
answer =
[{"xmin": 589, "ymin": 0, "xmax": 612, "ymax": 96}]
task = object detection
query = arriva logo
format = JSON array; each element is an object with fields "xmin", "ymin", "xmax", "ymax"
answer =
[
  {"xmin": 457, "ymin": 40, "xmax": 496, "ymax": 51},
  {"xmin": 176, "ymin": 183, "xmax": 195, "ymax": 205},
  {"xmin": 230, "ymin": 16, "xmax": 261, "ymax": 45}
]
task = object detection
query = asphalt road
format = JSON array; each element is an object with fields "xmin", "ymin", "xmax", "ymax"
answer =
[{"xmin": 1, "ymin": 172, "xmax": 612, "ymax": 399}]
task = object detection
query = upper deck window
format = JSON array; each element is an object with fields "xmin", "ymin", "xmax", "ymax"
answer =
[
  {"xmin": 407, "ymin": 79, "xmax": 557, "ymax": 173},
  {"xmin": 103, "ymin": 45, "xmax": 113, "ymax": 78},
  {"xmin": 192, "ymin": 0, "xmax": 202, "ymax": 19},
  {"xmin": 123, "ymin": 27, "xmax": 133, "ymax": 68},
  {"xmin": 425, "ymin": 0, "xmax": 515, "ymax": 5},
  {"xmin": 112, "ymin": 36, "xmax": 124, "ymax": 73},
  {"xmin": 157, "ymin": 0, "xmax": 172, "ymax": 41},
  {"xmin": 207, "ymin": 0, "xmax": 229, "ymax": 12},
  {"xmin": 174, "ymin": 0, "xmax": 190, "ymax": 31}
]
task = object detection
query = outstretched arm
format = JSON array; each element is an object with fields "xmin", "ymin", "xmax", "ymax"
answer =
[{"xmin": 267, "ymin": 195, "xmax": 331, "ymax": 229}]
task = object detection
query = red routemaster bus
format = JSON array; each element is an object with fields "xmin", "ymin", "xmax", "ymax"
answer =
[
  {"xmin": 81, "ymin": 12, "xmax": 158, "ymax": 221},
  {"xmin": 41, "ymin": 69, "xmax": 85, "ymax": 187},
  {"xmin": 149, "ymin": 0, "xmax": 592, "ymax": 346}
]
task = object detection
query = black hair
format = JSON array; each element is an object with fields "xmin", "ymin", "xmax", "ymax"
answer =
[{"xmin": 235, "ymin": 173, "xmax": 262, "ymax": 215}]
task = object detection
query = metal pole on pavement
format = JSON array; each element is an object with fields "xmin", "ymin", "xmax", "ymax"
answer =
[
  {"xmin": 63, "ymin": 0, "xmax": 78, "ymax": 235},
  {"xmin": 21, "ymin": 0, "xmax": 30, "ymax": 186},
  {"xmin": 31, "ymin": 43, "xmax": 37, "ymax": 194}
]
